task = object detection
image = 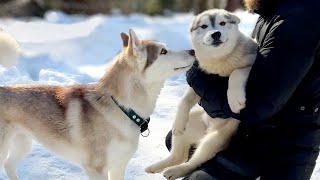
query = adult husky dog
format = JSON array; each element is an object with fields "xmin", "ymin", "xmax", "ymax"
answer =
[
  {"xmin": 146, "ymin": 9, "xmax": 258, "ymax": 179},
  {"xmin": 0, "ymin": 29, "xmax": 195, "ymax": 180}
]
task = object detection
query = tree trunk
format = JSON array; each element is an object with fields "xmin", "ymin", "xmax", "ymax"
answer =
[
  {"xmin": 193, "ymin": 0, "xmax": 207, "ymax": 15},
  {"xmin": 225, "ymin": 0, "xmax": 242, "ymax": 12},
  {"xmin": 0, "ymin": 0, "xmax": 46, "ymax": 17},
  {"xmin": 45, "ymin": 0, "xmax": 111, "ymax": 15}
]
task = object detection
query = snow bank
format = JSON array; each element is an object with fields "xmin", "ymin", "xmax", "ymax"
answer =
[{"xmin": 0, "ymin": 10, "xmax": 318, "ymax": 180}]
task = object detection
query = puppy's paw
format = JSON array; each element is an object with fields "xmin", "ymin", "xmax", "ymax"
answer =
[
  {"xmin": 227, "ymin": 89, "xmax": 246, "ymax": 114},
  {"xmin": 145, "ymin": 164, "xmax": 164, "ymax": 174},
  {"xmin": 163, "ymin": 164, "xmax": 192, "ymax": 180},
  {"xmin": 172, "ymin": 115, "xmax": 188, "ymax": 136}
]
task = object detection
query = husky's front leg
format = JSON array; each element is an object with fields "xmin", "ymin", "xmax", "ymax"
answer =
[
  {"xmin": 163, "ymin": 118, "xmax": 240, "ymax": 180},
  {"xmin": 228, "ymin": 67, "xmax": 251, "ymax": 113},
  {"xmin": 86, "ymin": 171, "xmax": 108, "ymax": 180},
  {"xmin": 108, "ymin": 166, "xmax": 125, "ymax": 180},
  {"xmin": 172, "ymin": 87, "xmax": 200, "ymax": 136},
  {"xmin": 84, "ymin": 164, "xmax": 108, "ymax": 180}
]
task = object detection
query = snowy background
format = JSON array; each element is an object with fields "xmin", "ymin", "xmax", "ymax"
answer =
[{"xmin": 0, "ymin": 10, "xmax": 319, "ymax": 180}]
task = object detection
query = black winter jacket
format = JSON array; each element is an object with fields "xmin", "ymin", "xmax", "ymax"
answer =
[{"xmin": 187, "ymin": 0, "xmax": 320, "ymax": 150}]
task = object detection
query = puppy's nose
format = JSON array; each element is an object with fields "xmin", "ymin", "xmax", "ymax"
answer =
[
  {"xmin": 188, "ymin": 49, "xmax": 195, "ymax": 56},
  {"xmin": 211, "ymin": 32, "xmax": 221, "ymax": 40}
]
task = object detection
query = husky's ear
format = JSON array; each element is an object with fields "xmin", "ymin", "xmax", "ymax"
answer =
[
  {"xmin": 190, "ymin": 17, "xmax": 198, "ymax": 32},
  {"xmin": 128, "ymin": 28, "xmax": 142, "ymax": 57},
  {"xmin": 121, "ymin": 32, "xmax": 129, "ymax": 47},
  {"xmin": 227, "ymin": 13, "xmax": 240, "ymax": 24}
]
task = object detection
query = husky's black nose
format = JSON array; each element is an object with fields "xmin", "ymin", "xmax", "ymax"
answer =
[
  {"xmin": 211, "ymin": 32, "xmax": 221, "ymax": 40},
  {"xmin": 188, "ymin": 49, "xmax": 195, "ymax": 56}
]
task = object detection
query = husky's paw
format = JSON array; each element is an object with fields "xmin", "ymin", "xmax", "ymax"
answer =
[
  {"xmin": 145, "ymin": 164, "xmax": 164, "ymax": 174},
  {"xmin": 163, "ymin": 164, "xmax": 192, "ymax": 180},
  {"xmin": 227, "ymin": 89, "xmax": 246, "ymax": 114}
]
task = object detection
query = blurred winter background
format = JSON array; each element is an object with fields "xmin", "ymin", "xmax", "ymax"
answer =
[{"xmin": 0, "ymin": 0, "xmax": 318, "ymax": 179}]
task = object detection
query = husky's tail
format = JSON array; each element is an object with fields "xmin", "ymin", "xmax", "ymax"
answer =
[{"xmin": 0, "ymin": 30, "xmax": 19, "ymax": 68}]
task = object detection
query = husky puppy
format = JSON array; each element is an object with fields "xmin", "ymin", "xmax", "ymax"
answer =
[
  {"xmin": 0, "ymin": 29, "xmax": 195, "ymax": 180},
  {"xmin": 146, "ymin": 9, "xmax": 258, "ymax": 180}
]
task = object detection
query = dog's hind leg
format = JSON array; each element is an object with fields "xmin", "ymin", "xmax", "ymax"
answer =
[
  {"xmin": 0, "ymin": 138, "xmax": 9, "ymax": 168},
  {"xmin": 4, "ymin": 134, "xmax": 32, "ymax": 180},
  {"xmin": 146, "ymin": 108, "xmax": 207, "ymax": 174},
  {"xmin": 145, "ymin": 134, "xmax": 192, "ymax": 174},
  {"xmin": 163, "ymin": 118, "xmax": 240, "ymax": 180},
  {"xmin": 0, "ymin": 140, "xmax": 9, "ymax": 169},
  {"xmin": 0, "ymin": 122, "xmax": 15, "ymax": 169}
]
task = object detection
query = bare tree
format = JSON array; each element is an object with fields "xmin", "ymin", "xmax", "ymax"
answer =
[{"xmin": 193, "ymin": 0, "xmax": 207, "ymax": 15}]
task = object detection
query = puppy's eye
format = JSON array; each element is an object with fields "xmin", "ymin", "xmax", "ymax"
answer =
[
  {"xmin": 220, "ymin": 22, "xmax": 226, "ymax": 26},
  {"xmin": 160, "ymin": 48, "xmax": 167, "ymax": 55},
  {"xmin": 201, "ymin": 25, "xmax": 208, "ymax": 29}
]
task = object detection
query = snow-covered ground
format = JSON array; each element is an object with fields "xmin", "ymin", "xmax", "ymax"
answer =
[{"xmin": 0, "ymin": 10, "xmax": 319, "ymax": 180}]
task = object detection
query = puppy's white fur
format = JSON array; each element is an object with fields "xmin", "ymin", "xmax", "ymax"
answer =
[{"xmin": 146, "ymin": 9, "xmax": 258, "ymax": 180}]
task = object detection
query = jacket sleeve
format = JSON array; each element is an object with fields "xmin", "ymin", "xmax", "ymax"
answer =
[
  {"xmin": 236, "ymin": 12, "xmax": 320, "ymax": 126},
  {"xmin": 187, "ymin": 61, "xmax": 233, "ymax": 119}
]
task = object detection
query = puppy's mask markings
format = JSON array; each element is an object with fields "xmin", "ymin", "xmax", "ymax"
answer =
[
  {"xmin": 190, "ymin": 14, "xmax": 216, "ymax": 32},
  {"xmin": 209, "ymin": 15, "xmax": 216, "ymax": 28},
  {"xmin": 190, "ymin": 13, "xmax": 207, "ymax": 32},
  {"xmin": 190, "ymin": 19, "xmax": 201, "ymax": 32},
  {"xmin": 224, "ymin": 14, "xmax": 237, "ymax": 24}
]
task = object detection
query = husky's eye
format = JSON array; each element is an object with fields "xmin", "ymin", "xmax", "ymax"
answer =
[
  {"xmin": 160, "ymin": 48, "xmax": 168, "ymax": 55},
  {"xmin": 220, "ymin": 22, "xmax": 226, "ymax": 26},
  {"xmin": 201, "ymin": 25, "xmax": 208, "ymax": 29}
]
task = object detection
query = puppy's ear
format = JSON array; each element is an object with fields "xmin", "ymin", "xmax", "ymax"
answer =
[
  {"xmin": 227, "ymin": 13, "xmax": 240, "ymax": 24},
  {"xmin": 121, "ymin": 32, "xmax": 129, "ymax": 47},
  {"xmin": 190, "ymin": 17, "xmax": 198, "ymax": 32},
  {"xmin": 128, "ymin": 28, "xmax": 142, "ymax": 57}
]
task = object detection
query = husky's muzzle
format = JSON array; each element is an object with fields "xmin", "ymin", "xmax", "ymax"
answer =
[
  {"xmin": 204, "ymin": 30, "xmax": 226, "ymax": 47},
  {"xmin": 211, "ymin": 31, "xmax": 223, "ymax": 46}
]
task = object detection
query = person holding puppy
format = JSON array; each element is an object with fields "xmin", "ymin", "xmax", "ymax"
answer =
[{"xmin": 165, "ymin": 0, "xmax": 320, "ymax": 179}]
